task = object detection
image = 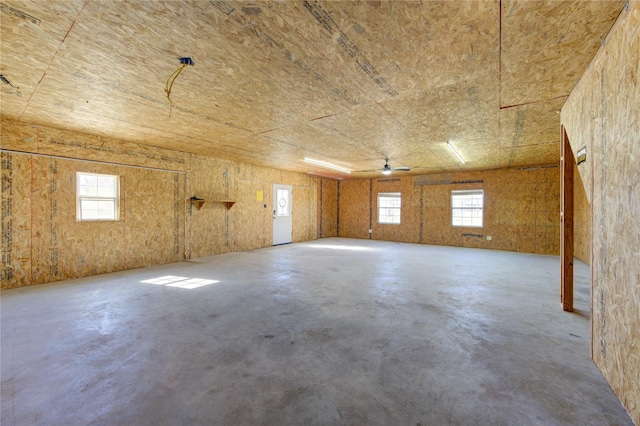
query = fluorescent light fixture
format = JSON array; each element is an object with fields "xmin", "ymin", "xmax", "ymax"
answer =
[
  {"xmin": 447, "ymin": 142, "xmax": 465, "ymax": 164},
  {"xmin": 304, "ymin": 157, "xmax": 351, "ymax": 174}
]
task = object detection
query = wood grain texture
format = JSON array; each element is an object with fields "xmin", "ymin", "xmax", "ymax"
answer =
[
  {"xmin": 0, "ymin": 151, "xmax": 32, "ymax": 288},
  {"xmin": 573, "ymin": 164, "xmax": 590, "ymax": 264},
  {"xmin": 319, "ymin": 179, "xmax": 338, "ymax": 238},
  {"xmin": 561, "ymin": 127, "xmax": 574, "ymax": 312},
  {"xmin": 501, "ymin": 0, "xmax": 626, "ymax": 106},
  {"xmin": 561, "ymin": 2, "xmax": 640, "ymax": 422},
  {"xmin": 335, "ymin": 167, "xmax": 560, "ymax": 255},
  {"xmin": 0, "ymin": 1, "xmax": 625, "ymax": 179},
  {"xmin": 0, "ymin": 119, "xmax": 320, "ymax": 289}
]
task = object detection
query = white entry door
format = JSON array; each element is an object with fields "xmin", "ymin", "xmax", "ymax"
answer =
[{"xmin": 273, "ymin": 184, "xmax": 293, "ymax": 245}]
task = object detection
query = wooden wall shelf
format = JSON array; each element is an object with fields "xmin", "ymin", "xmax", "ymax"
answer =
[{"xmin": 190, "ymin": 198, "xmax": 235, "ymax": 210}]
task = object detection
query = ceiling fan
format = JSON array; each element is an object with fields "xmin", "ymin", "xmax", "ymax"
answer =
[{"xmin": 356, "ymin": 158, "xmax": 411, "ymax": 175}]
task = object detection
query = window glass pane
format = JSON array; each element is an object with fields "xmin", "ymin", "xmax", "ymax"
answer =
[
  {"xmin": 97, "ymin": 176, "xmax": 116, "ymax": 197},
  {"xmin": 79, "ymin": 184, "xmax": 97, "ymax": 197},
  {"xmin": 77, "ymin": 172, "xmax": 119, "ymax": 221},
  {"xmin": 378, "ymin": 193, "xmax": 401, "ymax": 224},
  {"xmin": 451, "ymin": 190, "xmax": 483, "ymax": 227},
  {"xmin": 80, "ymin": 174, "xmax": 96, "ymax": 187},
  {"xmin": 277, "ymin": 189, "xmax": 289, "ymax": 217},
  {"xmin": 80, "ymin": 199, "xmax": 99, "ymax": 220},
  {"xmin": 97, "ymin": 200, "xmax": 116, "ymax": 220}
]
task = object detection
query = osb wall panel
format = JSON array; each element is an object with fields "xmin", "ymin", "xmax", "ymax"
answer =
[
  {"xmin": 1, "ymin": 152, "xmax": 32, "ymax": 288},
  {"xmin": 338, "ymin": 167, "xmax": 560, "ymax": 255},
  {"xmin": 1, "ymin": 152, "xmax": 185, "ymax": 289},
  {"xmin": 422, "ymin": 168, "xmax": 559, "ymax": 255},
  {"xmin": 372, "ymin": 178, "xmax": 420, "ymax": 244},
  {"xmin": 561, "ymin": 2, "xmax": 639, "ymax": 423},
  {"xmin": 1, "ymin": 117, "xmax": 190, "ymax": 172},
  {"xmin": 574, "ymin": 165, "xmax": 590, "ymax": 264},
  {"xmin": 123, "ymin": 168, "xmax": 185, "ymax": 269},
  {"xmin": 338, "ymin": 179, "xmax": 372, "ymax": 240},
  {"xmin": 292, "ymin": 184, "xmax": 317, "ymax": 243},
  {"xmin": 187, "ymin": 155, "xmax": 236, "ymax": 258},
  {"xmin": 232, "ymin": 162, "xmax": 319, "ymax": 252},
  {"xmin": 1, "ymin": 119, "xmax": 321, "ymax": 288},
  {"xmin": 233, "ymin": 178, "xmax": 272, "ymax": 252},
  {"xmin": 319, "ymin": 179, "xmax": 338, "ymax": 238},
  {"xmin": 30, "ymin": 157, "xmax": 123, "ymax": 284}
]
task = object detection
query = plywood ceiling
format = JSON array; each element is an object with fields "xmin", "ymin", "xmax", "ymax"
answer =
[{"xmin": 0, "ymin": 0, "xmax": 625, "ymax": 179}]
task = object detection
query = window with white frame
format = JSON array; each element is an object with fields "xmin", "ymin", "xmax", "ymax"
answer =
[
  {"xmin": 378, "ymin": 192, "xmax": 401, "ymax": 224},
  {"xmin": 76, "ymin": 172, "xmax": 120, "ymax": 221},
  {"xmin": 451, "ymin": 189, "xmax": 483, "ymax": 227}
]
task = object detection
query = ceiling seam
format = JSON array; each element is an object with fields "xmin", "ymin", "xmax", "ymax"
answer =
[
  {"xmin": 18, "ymin": 0, "xmax": 90, "ymax": 122},
  {"xmin": 500, "ymin": 94, "xmax": 568, "ymax": 110}
]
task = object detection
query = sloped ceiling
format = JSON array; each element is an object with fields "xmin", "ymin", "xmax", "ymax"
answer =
[{"xmin": 0, "ymin": 0, "xmax": 626, "ymax": 178}]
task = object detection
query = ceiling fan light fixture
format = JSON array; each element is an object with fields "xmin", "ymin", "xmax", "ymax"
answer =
[
  {"xmin": 382, "ymin": 168, "xmax": 392, "ymax": 175},
  {"xmin": 447, "ymin": 142, "xmax": 465, "ymax": 164},
  {"xmin": 304, "ymin": 157, "xmax": 351, "ymax": 174}
]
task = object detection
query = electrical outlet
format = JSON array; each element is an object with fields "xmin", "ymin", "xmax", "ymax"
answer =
[
  {"xmin": 487, "ymin": 236, "xmax": 492, "ymax": 241},
  {"xmin": 368, "ymin": 229, "xmax": 373, "ymax": 234}
]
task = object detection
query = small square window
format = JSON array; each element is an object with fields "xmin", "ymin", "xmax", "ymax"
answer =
[
  {"xmin": 77, "ymin": 172, "xmax": 120, "ymax": 221},
  {"xmin": 451, "ymin": 190, "xmax": 483, "ymax": 227},
  {"xmin": 378, "ymin": 192, "xmax": 401, "ymax": 224}
]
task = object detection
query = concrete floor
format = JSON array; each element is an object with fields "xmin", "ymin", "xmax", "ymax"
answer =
[{"xmin": 1, "ymin": 238, "xmax": 633, "ymax": 426}]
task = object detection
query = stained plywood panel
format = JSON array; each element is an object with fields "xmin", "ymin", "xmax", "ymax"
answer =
[
  {"xmin": 561, "ymin": 2, "xmax": 639, "ymax": 423},
  {"xmin": 0, "ymin": 152, "xmax": 32, "ymax": 288},
  {"xmin": 501, "ymin": 0, "xmax": 626, "ymax": 107}
]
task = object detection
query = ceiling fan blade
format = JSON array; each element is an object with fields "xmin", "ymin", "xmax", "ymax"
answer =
[{"xmin": 393, "ymin": 166, "xmax": 411, "ymax": 171}]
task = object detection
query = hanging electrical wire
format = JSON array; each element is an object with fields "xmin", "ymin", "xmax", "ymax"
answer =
[{"xmin": 164, "ymin": 57, "xmax": 194, "ymax": 108}]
